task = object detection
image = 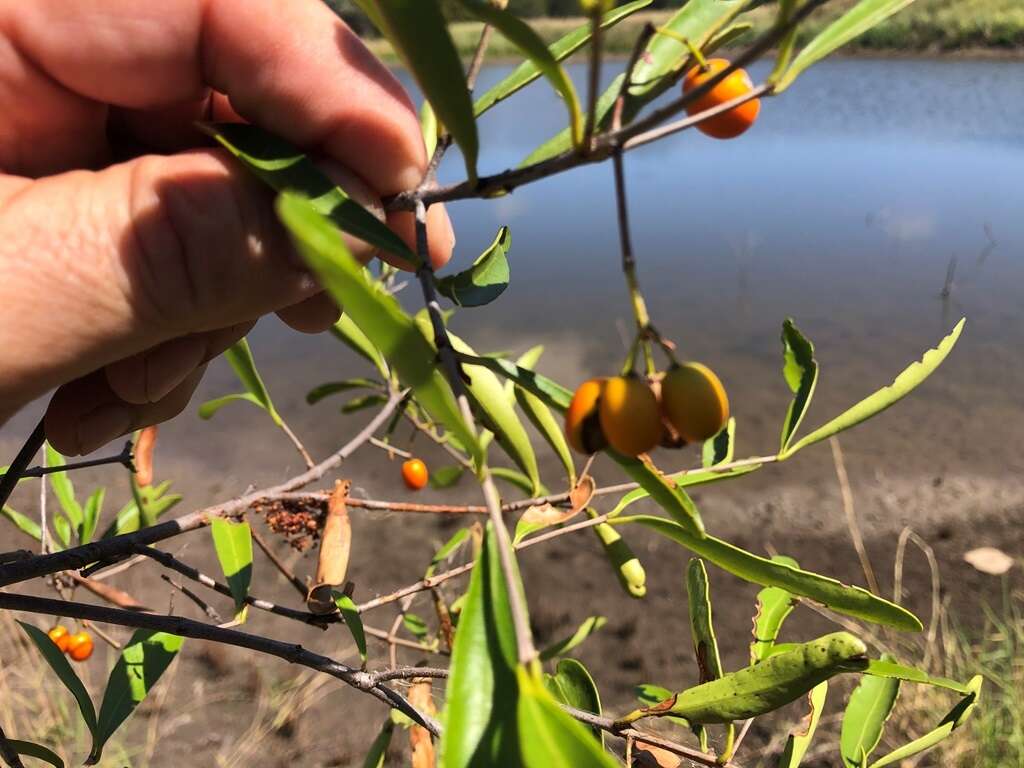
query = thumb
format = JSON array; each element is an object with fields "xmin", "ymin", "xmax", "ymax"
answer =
[{"xmin": 0, "ymin": 149, "xmax": 361, "ymax": 417}]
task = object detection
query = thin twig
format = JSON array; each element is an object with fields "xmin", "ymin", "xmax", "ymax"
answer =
[
  {"xmin": 251, "ymin": 527, "xmax": 308, "ymax": 598},
  {"xmin": 830, "ymin": 437, "xmax": 880, "ymax": 595},
  {"xmin": 583, "ymin": 9, "xmax": 603, "ymax": 148},
  {"xmin": 10, "ymin": 440, "xmax": 135, "ymax": 481},
  {"xmin": 278, "ymin": 418, "xmax": 315, "ymax": 470},
  {"xmin": 161, "ymin": 574, "xmax": 224, "ymax": 623},
  {"xmin": 368, "ymin": 436, "xmax": 413, "ymax": 460},
  {"xmin": 0, "ymin": 418, "xmax": 44, "ymax": 510}
]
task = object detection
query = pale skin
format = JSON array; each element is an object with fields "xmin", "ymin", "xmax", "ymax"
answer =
[{"xmin": 0, "ymin": 0, "xmax": 455, "ymax": 456}]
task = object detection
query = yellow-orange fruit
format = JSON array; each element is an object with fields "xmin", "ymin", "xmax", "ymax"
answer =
[
  {"xmin": 565, "ymin": 378, "xmax": 608, "ymax": 454},
  {"xmin": 683, "ymin": 58, "xmax": 760, "ymax": 139},
  {"xmin": 660, "ymin": 363, "xmax": 730, "ymax": 442},
  {"xmin": 598, "ymin": 376, "xmax": 662, "ymax": 457},
  {"xmin": 47, "ymin": 625, "xmax": 71, "ymax": 653},
  {"xmin": 66, "ymin": 631, "xmax": 94, "ymax": 662},
  {"xmin": 402, "ymin": 458, "xmax": 429, "ymax": 491}
]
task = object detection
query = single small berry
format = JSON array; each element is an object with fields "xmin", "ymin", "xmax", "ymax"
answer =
[{"xmin": 402, "ymin": 458, "xmax": 429, "ymax": 491}]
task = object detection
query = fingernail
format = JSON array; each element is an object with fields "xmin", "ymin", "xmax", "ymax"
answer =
[{"xmin": 77, "ymin": 404, "xmax": 133, "ymax": 456}]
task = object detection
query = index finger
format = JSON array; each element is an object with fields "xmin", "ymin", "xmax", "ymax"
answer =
[{"xmin": 5, "ymin": 0, "xmax": 427, "ymax": 194}]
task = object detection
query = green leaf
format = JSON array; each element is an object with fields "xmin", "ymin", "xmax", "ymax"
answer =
[
  {"xmin": 335, "ymin": 593, "xmax": 367, "ymax": 668},
  {"xmin": 591, "ymin": 518, "xmax": 646, "ymax": 599},
  {"xmin": 776, "ymin": 0, "xmax": 922, "ymax": 92},
  {"xmin": 374, "ymin": 0, "xmax": 478, "ymax": 182},
  {"xmin": 331, "ymin": 315, "xmax": 389, "ymax": 379},
  {"xmin": 779, "ymin": 319, "xmax": 819, "ymax": 453},
  {"xmin": 18, "ymin": 622, "xmax": 97, "ymax": 736},
  {"xmin": 52, "ymin": 516, "xmax": 70, "ymax": 548},
  {"xmin": 636, "ymin": 684, "xmax": 690, "ymax": 728},
  {"xmin": 543, "ymin": 658, "xmax": 605, "ymax": 745},
  {"xmin": 474, "ymin": 0, "xmax": 652, "ymax": 117},
  {"xmin": 102, "ymin": 482, "xmax": 181, "ymax": 538},
  {"xmin": 490, "ymin": 467, "xmax": 545, "ymax": 497},
  {"xmin": 621, "ymin": 516, "xmax": 921, "ymax": 631},
  {"xmin": 403, "ymin": 612, "xmax": 430, "ymax": 641},
  {"xmin": 45, "ymin": 444, "xmax": 82, "ymax": 536},
  {"xmin": 2, "ymin": 505, "xmax": 42, "ymax": 542},
  {"xmin": 515, "ymin": 384, "xmax": 575, "ymax": 488},
  {"xmin": 426, "ymin": 528, "xmax": 471, "ymax": 578},
  {"xmin": 459, "ymin": 353, "xmax": 573, "ymax": 412},
  {"xmin": 420, "ymin": 99, "xmax": 438, "ymax": 159},
  {"xmin": 517, "ymin": 664, "xmax": 618, "ymax": 768},
  {"xmin": 781, "ymin": 320, "xmax": 965, "ymax": 458},
  {"xmin": 440, "ymin": 525, "xmax": 522, "ymax": 767},
  {"xmin": 540, "ymin": 616, "xmax": 607, "ymax": 662},
  {"xmin": 454, "ymin": 0, "xmax": 582, "ymax": 146},
  {"xmin": 777, "ymin": 681, "xmax": 828, "ymax": 768},
  {"xmin": 224, "ymin": 339, "xmax": 281, "ymax": 425},
  {"xmin": 362, "ymin": 719, "xmax": 395, "ymax": 768},
  {"xmin": 341, "ymin": 393, "xmax": 388, "ymax": 414},
  {"xmin": 609, "ymin": 453, "xmax": 704, "ymax": 536},
  {"xmin": 522, "ymin": 73, "xmax": 623, "ymax": 167},
  {"xmin": 197, "ymin": 392, "xmax": 264, "ymax": 420},
  {"xmin": 6, "ymin": 740, "xmax": 65, "ymax": 768},
  {"xmin": 841, "ymin": 654, "xmax": 901, "ymax": 768},
  {"xmin": 607, "ymin": 462, "xmax": 761, "ymax": 519},
  {"xmin": 81, "ymin": 488, "xmax": 104, "ymax": 545},
  {"xmin": 202, "ymin": 122, "xmax": 414, "ymax": 262},
  {"xmin": 702, "ymin": 417, "xmax": 735, "ymax": 468},
  {"xmin": 687, "ymin": 559, "xmax": 724, "ymax": 684},
  {"xmin": 277, "ymin": 193, "xmax": 481, "ymax": 464},
  {"xmin": 750, "ymin": 556, "xmax": 799, "ymax": 664},
  {"xmin": 306, "ymin": 378, "xmax": 381, "ymax": 405},
  {"xmin": 430, "ymin": 465, "xmax": 465, "ymax": 489},
  {"xmin": 436, "ymin": 226, "xmax": 511, "ymax": 308},
  {"xmin": 210, "ymin": 518, "xmax": 253, "ymax": 616},
  {"xmin": 862, "ymin": 660, "xmax": 971, "ymax": 694},
  {"xmin": 89, "ymin": 631, "xmax": 183, "ymax": 764},
  {"xmin": 868, "ymin": 675, "xmax": 982, "ymax": 768}
]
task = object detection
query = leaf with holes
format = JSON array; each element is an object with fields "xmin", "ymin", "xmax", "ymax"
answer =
[
  {"xmin": 750, "ymin": 556, "xmax": 799, "ymax": 664},
  {"xmin": 778, "ymin": 681, "xmax": 828, "ymax": 768}
]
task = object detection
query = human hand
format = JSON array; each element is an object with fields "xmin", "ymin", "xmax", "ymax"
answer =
[{"xmin": 0, "ymin": 0, "xmax": 454, "ymax": 455}]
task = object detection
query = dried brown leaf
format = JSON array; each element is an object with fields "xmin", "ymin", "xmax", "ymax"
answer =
[
  {"xmin": 133, "ymin": 425, "xmax": 158, "ymax": 487},
  {"xmin": 409, "ymin": 679, "xmax": 436, "ymax": 768},
  {"xmin": 307, "ymin": 480, "xmax": 352, "ymax": 614}
]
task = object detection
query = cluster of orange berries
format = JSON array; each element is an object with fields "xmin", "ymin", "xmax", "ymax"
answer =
[
  {"xmin": 46, "ymin": 626, "xmax": 93, "ymax": 662},
  {"xmin": 565, "ymin": 363, "xmax": 729, "ymax": 457}
]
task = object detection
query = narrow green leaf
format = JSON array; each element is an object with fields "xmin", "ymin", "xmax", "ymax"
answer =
[
  {"xmin": 702, "ymin": 417, "xmax": 736, "ymax": 468},
  {"xmin": 543, "ymin": 658, "xmax": 605, "ymax": 745},
  {"xmin": 202, "ymin": 122, "xmax": 415, "ymax": 262},
  {"xmin": 18, "ymin": 622, "xmax": 97, "ymax": 736},
  {"xmin": 52, "ymin": 516, "xmax": 70, "ymax": 548},
  {"xmin": 430, "ymin": 465, "xmax": 465, "ymax": 489},
  {"xmin": 842, "ymin": 654, "xmax": 901, "ymax": 768},
  {"xmin": 197, "ymin": 392, "xmax": 264, "ymax": 420},
  {"xmin": 277, "ymin": 193, "xmax": 481, "ymax": 464},
  {"xmin": 331, "ymin": 315, "xmax": 389, "ymax": 378},
  {"xmin": 540, "ymin": 616, "xmax": 607, "ymax": 662},
  {"xmin": 868, "ymin": 675, "xmax": 982, "ymax": 768},
  {"xmin": 209, "ymin": 518, "xmax": 253, "ymax": 615},
  {"xmin": 2, "ymin": 505, "xmax": 42, "ymax": 542},
  {"xmin": 862, "ymin": 660, "xmax": 970, "ymax": 694},
  {"xmin": 436, "ymin": 226, "xmax": 511, "ymax": 308},
  {"xmin": 306, "ymin": 378, "xmax": 381, "ymax": 405},
  {"xmin": 362, "ymin": 719, "xmax": 395, "ymax": 768},
  {"xmin": 636, "ymin": 684, "xmax": 690, "ymax": 728},
  {"xmin": 517, "ymin": 664, "xmax": 618, "ymax": 768},
  {"xmin": 225, "ymin": 339, "xmax": 281, "ymax": 425},
  {"xmin": 607, "ymin": 462, "xmax": 761, "ymax": 519},
  {"xmin": 474, "ymin": 0, "xmax": 652, "ymax": 116},
  {"xmin": 783, "ymin": 320, "xmax": 965, "ymax": 458},
  {"xmin": 591, "ymin": 517, "xmax": 646, "ymax": 599},
  {"xmin": 522, "ymin": 74, "xmax": 622, "ymax": 167},
  {"xmin": 440, "ymin": 525, "xmax": 522, "ymax": 767},
  {"xmin": 335, "ymin": 593, "xmax": 367, "ymax": 667},
  {"xmin": 81, "ymin": 488, "xmax": 104, "ymax": 545},
  {"xmin": 777, "ymin": 0, "xmax": 922, "ymax": 92},
  {"xmin": 420, "ymin": 99, "xmax": 438, "ymax": 159},
  {"xmin": 45, "ymin": 444, "xmax": 82, "ymax": 534},
  {"xmin": 403, "ymin": 612, "xmax": 430, "ymax": 642},
  {"xmin": 750, "ymin": 556, "xmax": 799, "ymax": 664},
  {"xmin": 100, "ymin": 482, "xmax": 180, "ymax": 539},
  {"xmin": 779, "ymin": 319, "xmax": 819, "ymax": 453},
  {"xmin": 341, "ymin": 393, "xmax": 388, "ymax": 414},
  {"xmin": 89, "ymin": 631, "xmax": 183, "ymax": 764},
  {"xmin": 427, "ymin": 528, "xmax": 471, "ymax": 578},
  {"xmin": 610, "ymin": 453, "xmax": 704, "ymax": 537},
  {"xmin": 621, "ymin": 516, "xmax": 922, "ymax": 631},
  {"xmin": 6, "ymin": 740, "xmax": 64, "ymax": 768},
  {"xmin": 459, "ymin": 353, "xmax": 573, "ymax": 412},
  {"xmin": 374, "ymin": 0, "xmax": 478, "ymax": 182},
  {"xmin": 777, "ymin": 681, "xmax": 828, "ymax": 768},
  {"xmin": 454, "ymin": 0, "xmax": 582, "ymax": 145},
  {"xmin": 687, "ymin": 559, "xmax": 724, "ymax": 684},
  {"xmin": 516, "ymin": 384, "xmax": 575, "ymax": 488}
]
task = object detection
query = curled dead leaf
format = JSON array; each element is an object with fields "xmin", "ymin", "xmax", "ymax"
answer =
[
  {"xmin": 70, "ymin": 571, "xmax": 149, "ymax": 611},
  {"xmin": 633, "ymin": 740, "xmax": 682, "ymax": 768},
  {"xmin": 133, "ymin": 425, "xmax": 158, "ymax": 487},
  {"xmin": 520, "ymin": 475, "xmax": 596, "ymax": 529},
  {"xmin": 964, "ymin": 546, "xmax": 1014, "ymax": 576},
  {"xmin": 408, "ymin": 679, "xmax": 436, "ymax": 768},
  {"xmin": 307, "ymin": 480, "xmax": 352, "ymax": 614}
]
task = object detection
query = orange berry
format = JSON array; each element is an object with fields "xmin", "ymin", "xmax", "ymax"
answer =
[
  {"xmin": 47, "ymin": 625, "xmax": 71, "ymax": 653},
  {"xmin": 683, "ymin": 58, "xmax": 760, "ymax": 139},
  {"xmin": 402, "ymin": 458, "xmax": 429, "ymax": 491},
  {"xmin": 565, "ymin": 378, "xmax": 608, "ymax": 454},
  {"xmin": 66, "ymin": 631, "xmax": 94, "ymax": 662},
  {"xmin": 598, "ymin": 376, "xmax": 663, "ymax": 458},
  {"xmin": 660, "ymin": 363, "xmax": 730, "ymax": 443}
]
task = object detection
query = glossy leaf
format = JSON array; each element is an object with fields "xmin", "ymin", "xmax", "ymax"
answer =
[
  {"xmin": 687, "ymin": 559, "xmax": 723, "ymax": 684},
  {"xmin": 225, "ymin": 339, "xmax": 281, "ymax": 425},
  {"xmin": 436, "ymin": 226, "xmax": 511, "ymax": 308},
  {"xmin": 778, "ymin": 681, "xmax": 828, "ymax": 768},
  {"xmin": 841, "ymin": 654, "xmax": 901, "ymax": 768},
  {"xmin": 459, "ymin": 353, "xmax": 573, "ymax": 412},
  {"xmin": 543, "ymin": 658, "xmax": 604, "ymax": 744},
  {"xmin": 336, "ymin": 593, "xmax": 368, "ymax": 668},
  {"xmin": 779, "ymin": 319, "xmax": 818, "ymax": 453},
  {"xmin": 622, "ymin": 516, "xmax": 922, "ymax": 631},
  {"xmin": 210, "ymin": 518, "xmax": 253, "ymax": 615},
  {"xmin": 455, "ymin": 0, "xmax": 582, "ymax": 146},
  {"xmin": 278, "ymin": 194, "xmax": 481, "ymax": 464},
  {"xmin": 862, "ymin": 660, "xmax": 970, "ymax": 693},
  {"xmin": 306, "ymin": 378, "xmax": 381, "ymax": 405},
  {"xmin": 2, "ymin": 505, "xmax": 42, "ymax": 542},
  {"xmin": 610, "ymin": 453, "xmax": 704, "ymax": 536},
  {"xmin": 608, "ymin": 462, "xmax": 761, "ymax": 518},
  {"xmin": 362, "ymin": 719, "xmax": 395, "ymax": 768},
  {"xmin": 782, "ymin": 319, "xmax": 965, "ymax": 458},
  {"xmin": 18, "ymin": 622, "xmax": 97, "ymax": 739},
  {"xmin": 440, "ymin": 525, "xmax": 521, "ymax": 767},
  {"xmin": 203, "ymin": 122, "xmax": 414, "ymax": 262},
  {"xmin": 374, "ymin": 0, "xmax": 478, "ymax": 182},
  {"xmin": 540, "ymin": 616, "xmax": 607, "ymax": 661},
  {"xmin": 868, "ymin": 675, "xmax": 982, "ymax": 767},
  {"xmin": 702, "ymin": 417, "xmax": 735, "ymax": 467},
  {"xmin": 197, "ymin": 392, "xmax": 264, "ymax": 420},
  {"xmin": 516, "ymin": 664, "xmax": 618, "ymax": 768},
  {"xmin": 777, "ymin": 0, "xmax": 923, "ymax": 92},
  {"xmin": 430, "ymin": 465, "xmax": 465, "ymax": 489},
  {"xmin": 474, "ymin": 0, "xmax": 652, "ymax": 116},
  {"xmin": 331, "ymin": 315, "xmax": 389, "ymax": 378},
  {"xmin": 89, "ymin": 631, "xmax": 184, "ymax": 764},
  {"xmin": 515, "ymin": 384, "xmax": 575, "ymax": 488},
  {"xmin": 592, "ymin": 518, "xmax": 646, "ymax": 599},
  {"xmin": 750, "ymin": 556, "xmax": 799, "ymax": 664},
  {"xmin": 6, "ymin": 740, "xmax": 65, "ymax": 768}
]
